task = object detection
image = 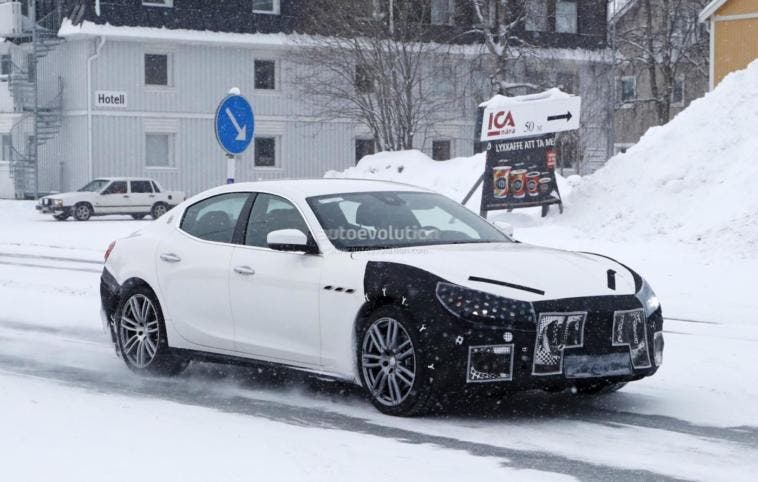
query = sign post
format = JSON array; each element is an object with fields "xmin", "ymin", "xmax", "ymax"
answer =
[
  {"xmin": 214, "ymin": 88, "xmax": 254, "ymax": 184},
  {"xmin": 475, "ymin": 91, "xmax": 580, "ymax": 218}
]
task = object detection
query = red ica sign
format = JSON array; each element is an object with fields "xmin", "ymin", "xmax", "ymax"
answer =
[{"xmin": 486, "ymin": 110, "xmax": 516, "ymax": 138}]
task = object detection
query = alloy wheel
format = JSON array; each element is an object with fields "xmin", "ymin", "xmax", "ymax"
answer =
[
  {"xmin": 119, "ymin": 294, "xmax": 160, "ymax": 368},
  {"xmin": 361, "ymin": 317, "xmax": 416, "ymax": 407},
  {"xmin": 153, "ymin": 204, "xmax": 167, "ymax": 218},
  {"xmin": 75, "ymin": 205, "xmax": 91, "ymax": 220}
]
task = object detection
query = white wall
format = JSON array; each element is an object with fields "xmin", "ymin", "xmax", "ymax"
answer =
[{"xmin": 0, "ymin": 161, "xmax": 14, "ymax": 199}]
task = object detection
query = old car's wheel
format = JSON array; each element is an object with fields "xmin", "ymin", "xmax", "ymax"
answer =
[
  {"xmin": 151, "ymin": 202, "xmax": 168, "ymax": 220},
  {"xmin": 53, "ymin": 212, "xmax": 70, "ymax": 221},
  {"xmin": 131, "ymin": 214, "xmax": 147, "ymax": 220},
  {"xmin": 116, "ymin": 285, "xmax": 188, "ymax": 376},
  {"xmin": 574, "ymin": 380, "xmax": 627, "ymax": 395},
  {"xmin": 73, "ymin": 203, "xmax": 92, "ymax": 221},
  {"xmin": 358, "ymin": 306, "xmax": 435, "ymax": 416}
]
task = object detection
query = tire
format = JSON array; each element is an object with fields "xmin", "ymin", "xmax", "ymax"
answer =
[
  {"xmin": 73, "ymin": 203, "xmax": 92, "ymax": 221},
  {"xmin": 131, "ymin": 214, "xmax": 147, "ymax": 220},
  {"xmin": 357, "ymin": 306, "xmax": 436, "ymax": 416},
  {"xmin": 151, "ymin": 202, "xmax": 169, "ymax": 220},
  {"xmin": 115, "ymin": 284, "xmax": 188, "ymax": 376},
  {"xmin": 574, "ymin": 380, "xmax": 627, "ymax": 395},
  {"xmin": 53, "ymin": 212, "xmax": 70, "ymax": 221}
]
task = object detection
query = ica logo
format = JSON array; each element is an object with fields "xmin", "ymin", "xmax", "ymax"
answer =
[{"xmin": 487, "ymin": 110, "xmax": 516, "ymax": 137}]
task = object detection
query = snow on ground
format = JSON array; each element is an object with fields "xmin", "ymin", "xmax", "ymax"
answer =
[{"xmin": 1, "ymin": 199, "xmax": 758, "ymax": 481}]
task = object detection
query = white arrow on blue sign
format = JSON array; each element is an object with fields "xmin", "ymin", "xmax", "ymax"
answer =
[{"xmin": 215, "ymin": 94, "xmax": 254, "ymax": 155}]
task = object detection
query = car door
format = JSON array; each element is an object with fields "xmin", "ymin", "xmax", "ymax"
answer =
[
  {"xmin": 155, "ymin": 192, "xmax": 253, "ymax": 351},
  {"xmin": 129, "ymin": 180, "xmax": 155, "ymax": 213},
  {"xmin": 97, "ymin": 180, "xmax": 129, "ymax": 214},
  {"xmin": 229, "ymin": 193, "xmax": 323, "ymax": 366}
]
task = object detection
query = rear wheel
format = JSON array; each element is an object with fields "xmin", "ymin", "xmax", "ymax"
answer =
[
  {"xmin": 358, "ymin": 306, "xmax": 435, "ymax": 416},
  {"xmin": 116, "ymin": 285, "xmax": 188, "ymax": 376},
  {"xmin": 151, "ymin": 202, "xmax": 168, "ymax": 220},
  {"xmin": 73, "ymin": 203, "xmax": 92, "ymax": 221}
]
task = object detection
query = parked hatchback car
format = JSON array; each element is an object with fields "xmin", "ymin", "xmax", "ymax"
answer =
[
  {"xmin": 36, "ymin": 178, "xmax": 185, "ymax": 221},
  {"xmin": 100, "ymin": 179, "xmax": 663, "ymax": 416}
]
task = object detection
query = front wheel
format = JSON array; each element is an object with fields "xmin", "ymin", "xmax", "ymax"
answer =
[
  {"xmin": 53, "ymin": 212, "xmax": 70, "ymax": 221},
  {"xmin": 73, "ymin": 203, "xmax": 92, "ymax": 221},
  {"xmin": 116, "ymin": 285, "xmax": 188, "ymax": 376},
  {"xmin": 131, "ymin": 214, "xmax": 147, "ymax": 220},
  {"xmin": 358, "ymin": 306, "xmax": 435, "ymax": 416}
]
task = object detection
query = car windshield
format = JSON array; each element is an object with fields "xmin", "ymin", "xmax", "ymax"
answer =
[
  {"xmin": 78, "ymin": 179, "xmax": 111, "ymax": 192},
  {"xmin": 307, "ymin": 191, "xmax": 510, "ymax": 251}
]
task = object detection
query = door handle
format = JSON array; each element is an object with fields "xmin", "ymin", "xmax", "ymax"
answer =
[
  {"xmin": 233, "ymin": 265, "xmax": 256, "ymax": 276},
  {"xmin": 160, "ymin": 253, "xmax": 182, "ymax": 263}
]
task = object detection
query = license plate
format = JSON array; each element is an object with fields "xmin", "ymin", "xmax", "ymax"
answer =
[{"xmin": 564, "ymin": 353, "xmax": 633, "ymax": 379}]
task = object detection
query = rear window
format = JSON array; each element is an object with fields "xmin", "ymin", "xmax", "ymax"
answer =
[
  {"xmin": 180, "ymin": 193, "xmax": 250, "ymax": 243},
  {"xmin": 130, "ymin": 181, "xmax": 153, "ymax": 194}
]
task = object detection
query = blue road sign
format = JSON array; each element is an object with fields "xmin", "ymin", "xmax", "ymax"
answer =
[{"xmin": 215, "ymin": 94, "xmax": 254, "ymax": 155}]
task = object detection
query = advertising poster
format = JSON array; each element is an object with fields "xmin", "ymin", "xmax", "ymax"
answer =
[{"xmin": 480, "ymin": 134, "xmax": 562, "ymax": 212}]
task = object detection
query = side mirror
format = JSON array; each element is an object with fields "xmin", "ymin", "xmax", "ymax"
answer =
[
  {"xmin": 493, "ymin": 220, "xmax": 514, "ymax": 238},
  {"xmin": 267, "ymin": 229, "xmax": 317, "ymax": 254}
]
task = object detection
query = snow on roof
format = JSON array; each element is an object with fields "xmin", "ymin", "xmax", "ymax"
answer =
[
  {"xmin": 58, "ymin": 19, "xmax": 295, "ymax": 48},
  {"xmin": 478, "ymin": 88, "xmax": 573, "ymax": 108},
  {"xmin": 58, "ymin": 19, "xmax": 611, "ymax": 63},
  {"xmin": 699, "ymin": 0, "xmax": 730, "ymax": 22}
]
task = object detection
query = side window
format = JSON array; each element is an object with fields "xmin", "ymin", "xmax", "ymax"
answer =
[
  {"xmin": 130, "ymin": 181, "xmax": 153, "ymax": 194},
  {"xmin": 245, "ymin": 193, "xmax": 310, "ymax": 248},
  {"xmin": 103, "ymin": 181, "xmax": 127, "ymax": 195},
  {"xmin": 180, "ymin": 193, "xmax": 250, "ymax": 243}
]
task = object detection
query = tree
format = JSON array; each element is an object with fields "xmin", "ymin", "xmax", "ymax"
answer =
[
  {"xmin": 293, "ymin": 0, "xmax": 457, "ymax": 152},
  {"xmin": 613, "ymin": 0, "xmax": 709, "ymax": 124}
]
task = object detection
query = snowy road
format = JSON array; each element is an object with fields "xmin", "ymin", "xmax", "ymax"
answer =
[{"xmin": 2, "ymin": 202, "xmax": 757, "ymax": 481}]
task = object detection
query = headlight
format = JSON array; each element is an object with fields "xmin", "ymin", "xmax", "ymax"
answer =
[
  {"xmin": 635, "ymin": 278, "xmax": 660, "ymax": 318},
  {"xmin": 52, "ymin": 199, "xmax": 64, "ymax": 207},
  {"xmin": 435, "ymin": 282, "xmax": 535, "ymax": 327}
]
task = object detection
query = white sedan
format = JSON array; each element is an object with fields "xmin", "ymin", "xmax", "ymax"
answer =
[{"xmin": 100, "ymin": 179, "xmax": 663, "ymax": 416}]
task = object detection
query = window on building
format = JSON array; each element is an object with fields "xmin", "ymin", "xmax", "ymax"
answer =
[
  {"xmin": 145, "ymin": 53, "xmax": 171, "ymax": 86},
  {"xmin": 672, "ymin": 77, "xmax": 685, "ymax": 106},
  {"xmin": 1, "ymin": 55, "xmax": 11, "ymax": 76},
  {"xmin": 142, "ymin": 0, "xmax": 173, "ymax": 7},
  {"xmin": 253, "ymin": 0, "xmax": 280, "ymax": 14},
  {"xmin": 430, "ymin": 0, "xmax": 453, "ymax": 25},
  {"xmin": 432, "ymin": 140, "xmax": 451, "ymax": 161},
  {"xmin": 556, "ymin": 72, "xmax": 577, "ymax": 94},
  {"xmin": 1, "ymin": 134, "xmax": 12, "ymax": 161},
  {"xmin": 555, "ymin": 0, "xmax": 578, "ymax": 33},
  {"xmin": 180, "ymin": 193, "xmax": 251, "ymax": 244},
  {"xmin": 355, "ymin": 64, "xmax": 374, "ymax": 94},
  {"xmin": 255, "ymin": 137, "xmax": 277, "ymax": 167},
  {"xmin": 355, "ymin": 138, "xmax": 375, "ymax": 164},
  {"xmin": 254, "ymin": 60, "xmax": 276, "ymax": 90},
  {"xmin": 130, "ymin": 181, "xmax": 154, "ymax": 194},
  {"xmin": 620, "ymin": 76, "xmax": 637, "ymax": 103},
  {"xmin": 525, "ymin": 0, "xmax": 548, "ymax": 32},
  {"xmin": 145, "ymin": 133, "xmax": 174, "ymax": 167}
]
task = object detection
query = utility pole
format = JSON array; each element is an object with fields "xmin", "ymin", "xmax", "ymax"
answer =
[{"xmin": 30, "ymin": 0, "xmax": 39, "ymax": 199}]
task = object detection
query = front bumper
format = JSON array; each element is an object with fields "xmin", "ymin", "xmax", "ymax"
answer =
[
  {"xmin": 427, "ymin": 294, "xmax": 663, "ymax": 392},
  {"xmin": 36, "ymin": 204, "xmax": 67, "ymax": 214}
]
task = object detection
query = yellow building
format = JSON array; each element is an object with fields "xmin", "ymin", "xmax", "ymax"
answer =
[{"xmin": 700, "ymin": 0, "xmax": 758, "ymax": 89}]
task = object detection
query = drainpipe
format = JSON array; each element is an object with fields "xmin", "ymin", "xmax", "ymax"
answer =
[{"xmin": 86, "ymin": 36, "xmax": 105, "ymax": 181}]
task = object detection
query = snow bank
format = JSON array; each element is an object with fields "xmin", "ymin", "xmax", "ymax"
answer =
[
  {"xmin": 560, "ymin": 60, "xmax": 758, "ymax": 258},
  {"xmin": 326, "ymin": 150, "xmax": 577, "ymax": 213}
]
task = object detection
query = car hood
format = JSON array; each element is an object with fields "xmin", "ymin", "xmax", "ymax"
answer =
[
  {"xmin": 43, "ymin": 192, "xmax": 89, "ymax": 202},
  {"xmin": 356, "ymin": 242, "xmax": 637, "ymax": 301}
]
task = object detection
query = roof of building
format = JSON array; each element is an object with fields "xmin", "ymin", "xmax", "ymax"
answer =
[{"xmin": 699, "ymin": 0, "xmax": 732, "ymax": 22}]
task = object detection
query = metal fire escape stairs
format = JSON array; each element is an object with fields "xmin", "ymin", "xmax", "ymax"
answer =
[{"xmin": 7, "ymin": 5, "xmax": 64, "ymax": 199}]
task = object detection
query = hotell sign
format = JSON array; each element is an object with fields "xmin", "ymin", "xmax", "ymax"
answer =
[{"xmin": 95, "ymin": 90, "xmax": 128, "ymax": 108}]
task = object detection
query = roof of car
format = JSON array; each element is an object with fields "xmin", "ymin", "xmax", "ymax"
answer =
[{"xmin": 210, "ymin": 178, "xmax": 432, "ymax": 198}]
